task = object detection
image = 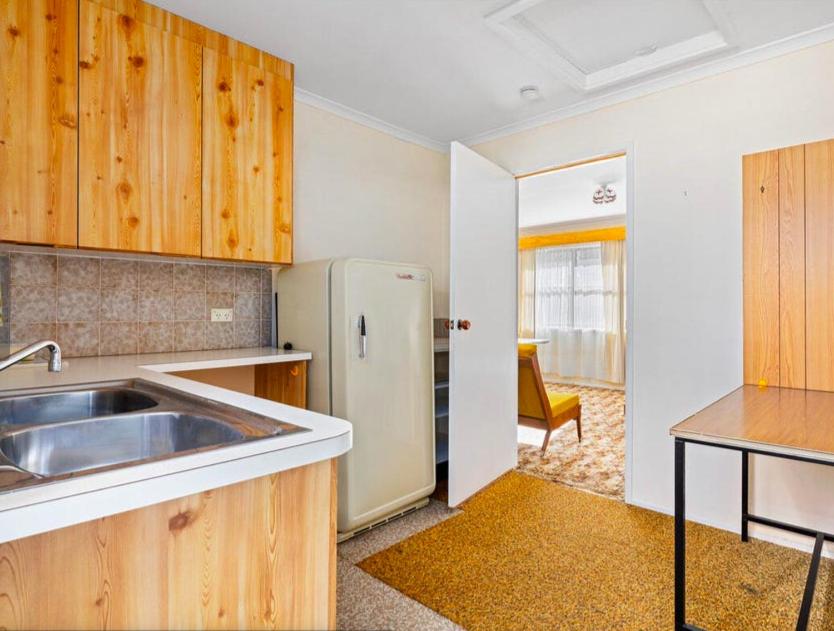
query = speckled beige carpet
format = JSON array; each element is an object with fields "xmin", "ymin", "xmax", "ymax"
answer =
[
  {"xmin": 518, "ymin": 384, "xmax": 625, "ymax": 499},
  {"xmin": 360, "ymin": 471, "xmax": 834, "ymax": 631}
]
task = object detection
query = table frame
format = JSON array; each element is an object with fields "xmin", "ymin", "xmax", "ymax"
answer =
[{"xmin": 674, "ymin": 437, "xmax": 832, "ymax": 631}]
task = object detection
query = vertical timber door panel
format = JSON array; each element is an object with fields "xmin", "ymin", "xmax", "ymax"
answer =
[
  {"xmin": 448, "ymin": 142, "xmax": 517, "ymax": 507},
  {"xmin": 742, "ymin": 150, "xmax": 779, "ymax": 386},
  {"xmin": 78, "ymin": 0, "xmax": 202, "ymax": 255},
  {"xmin": 778, "ymin": 145, "xmax": 805, "ymax": 389},
  {"xmin": 202, "ymin": 47, "xmax": 293, "ymax": 264},
  {"xmin": 806, "ymin": 139, "xmax": 834, "ymax": 391},
  {"xmin": 0, "ymin": 0, "xmax": 77, "ymax": 246}
]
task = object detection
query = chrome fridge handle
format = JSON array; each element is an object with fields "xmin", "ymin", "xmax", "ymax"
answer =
[{"xmin": 358, "ymin": 314, "xmax": 367, "ymax": 359}]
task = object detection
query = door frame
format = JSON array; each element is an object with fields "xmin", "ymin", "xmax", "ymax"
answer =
[{"xmin": 513, "ymin": 142, "xmax": 636, "ymax": 504}]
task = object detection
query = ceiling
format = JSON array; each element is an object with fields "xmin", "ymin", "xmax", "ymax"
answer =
[
  {"xmin": 518, "ymin": 156, "xmax": 625, "ymax": 229},
  {"xmin": 149, "ymin": 0, "xmax": 834, "ymax": 150}
]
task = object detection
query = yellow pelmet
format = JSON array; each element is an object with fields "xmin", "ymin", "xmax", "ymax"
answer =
[{"xmin": 518, "ymin": 226, "xmax": 625, "ymax": 250}]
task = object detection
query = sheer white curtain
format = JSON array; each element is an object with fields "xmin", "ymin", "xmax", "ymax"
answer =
[
  {"xmin": 531, "ymin": 241, "xmax": 625, "ymax": 385},
  {"xmin": 518, "ymin": 249, "xmax": 536, "ymax": 338}
]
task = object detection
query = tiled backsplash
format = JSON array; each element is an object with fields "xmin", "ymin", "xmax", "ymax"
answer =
[{"xmin": 0, "ymin": 250, "xmax": 273, "ymax": 357}]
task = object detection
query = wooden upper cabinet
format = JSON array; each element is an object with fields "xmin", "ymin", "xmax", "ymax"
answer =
[
  {"xmin": 0, "ymin": 0, "xmax": 78, "ymax": 247},
  {"xmin": 78, "ymin": 0, "xmax": 202, "ymax": 256},
  {"xmin": 202, "ymin": 47, "xmax": 293, "ymax": 264}
]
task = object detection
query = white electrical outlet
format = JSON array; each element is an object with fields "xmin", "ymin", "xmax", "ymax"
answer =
[{"xmin": 211, "ymin": 308, "xmax": 233, "ymax": 322}]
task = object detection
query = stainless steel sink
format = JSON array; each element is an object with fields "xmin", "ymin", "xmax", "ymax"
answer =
[
  {"xmin": 0, "ymin": 379, "xmax": 307, "ymax": 486},
  {"xmin": 0, "ymin": 388, "xmax": 158, "ymax": 427},
  {"xmin": 0, "ymin": 412, "xmax": 245, "ymax": 477}
]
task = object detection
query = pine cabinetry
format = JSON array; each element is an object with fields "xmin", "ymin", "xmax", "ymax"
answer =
[
  {"xmin": 0, "ymin": 0, "xmax": 78, "ymax": 247},
  {"xmin": 78, "ymin": 0, "xmax": 202, "ymax": 255},
  {"xmin": 1, "ymin": 0, "xmax": 294, "ymax": 264},
  {"xmin": 202, "ymin": 47, "xmax": 293, "ymax": 264}
]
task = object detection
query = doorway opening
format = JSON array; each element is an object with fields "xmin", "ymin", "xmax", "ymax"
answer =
[{"xmin": 515, "ymin": 153, "xmax": 628, "ymax": 500}]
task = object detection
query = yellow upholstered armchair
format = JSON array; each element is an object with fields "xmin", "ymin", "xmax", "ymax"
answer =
[{"xmin": 518, "ymin": 344, "xmax": 582, "ymax": 453}]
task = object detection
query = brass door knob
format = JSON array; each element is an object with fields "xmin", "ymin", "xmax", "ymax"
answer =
[{"xmin": 457, "ymin": 319, "xmax": 471, "ymax": 330}]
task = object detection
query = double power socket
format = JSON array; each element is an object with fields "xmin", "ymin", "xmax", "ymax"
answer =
[{"xmin": 210, "ymin": 308, "xmax": 234, "ymax": 322}]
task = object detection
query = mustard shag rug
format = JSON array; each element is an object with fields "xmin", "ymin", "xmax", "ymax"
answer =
[
  {"xmin": 518, "ymin": 384, "xmax": 625, "ymax": 499},
  {"xmin": 359, "ymin": 472, "xmax": 834, "ymax": 630}
]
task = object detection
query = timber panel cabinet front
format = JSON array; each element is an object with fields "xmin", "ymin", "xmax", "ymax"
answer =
[
  {"xmin": 202, "ymin": 48, "xmax": 293, "ymax": 264},
  {"xmin": 0, "ymin": 0, "xmax": 294, "ymax": 264},
  {"xmin": 0, "ymin": 0, "xmax": 78, "ymax": 247},
  {"xmin": 78, "ymin": 0, "xmax": 202, "ymax": 256},
  {"xmin": 743, "ymin": 138, "xmax": 834, "ymax": 391}
]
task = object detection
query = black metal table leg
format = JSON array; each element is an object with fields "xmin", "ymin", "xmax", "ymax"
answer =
[
  {"xmin": 796, "ymin": 533, "xmax": 824, "ymax": 631},
  {"xmin": 675, "ymin": 438, "xmax": 686, "ymax": 630},
  {"xmin": 741, "ymin": 450, "xmax": 749, "ymax": 542}
]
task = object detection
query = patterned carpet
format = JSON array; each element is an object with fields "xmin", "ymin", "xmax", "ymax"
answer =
[{"xmin": 517, "ymin": 384, "xmax": 625, "ymax": 499}]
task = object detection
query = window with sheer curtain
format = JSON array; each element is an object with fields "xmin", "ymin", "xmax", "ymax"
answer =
[
  {"xmin": 518, "ymin": 240, "xmax": 626, "ymax": 385},
  {"xmin": 535, "ymin": 244, "xmax": 607, "ymax": 331}
]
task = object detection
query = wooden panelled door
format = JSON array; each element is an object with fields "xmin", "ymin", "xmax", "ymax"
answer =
[
  {"xmin": 78, "ymin": 0, "xmax": 202, "ymax": 256},
  {"xmin": 743, "ymin": 138, "xmax": 834, "ymax": 392},
  {"xmin": 0, "ymin": 0, "xmax": 78, "ymax": 246},
  {"xmin": 202, "ymin": 48, "xmax": 293, "ymax": 264}
]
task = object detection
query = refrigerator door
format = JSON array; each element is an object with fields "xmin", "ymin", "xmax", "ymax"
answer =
[{"xmin": 331, "ymin": 259, "xmax": 435, "ymax": 533}]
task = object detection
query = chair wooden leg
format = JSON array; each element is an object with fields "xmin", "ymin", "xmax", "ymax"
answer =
[
  {"xmin": 541, "ymin": 429, "xmax": 552, "ymax": 454},
  {"xmin": 576, "ymin": 408, "xmax": 582, "ymax": 442}
]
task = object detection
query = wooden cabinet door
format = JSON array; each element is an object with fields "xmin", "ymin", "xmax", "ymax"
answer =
[
  {"xmin": 78, "ymin": 0, "xmax": 202, "ymax": 255},
  {"xmin": 202, "ymin": 47, "xmax": 293, "ymax": 264},
  {"xmin": 0, "ymin": 0, "xmax": 77, "ymax": 247}
]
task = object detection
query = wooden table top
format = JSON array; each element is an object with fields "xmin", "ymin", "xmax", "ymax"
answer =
[{"xmin": 671, "ymin": 385, "xmax": 834, "ymax": 462}]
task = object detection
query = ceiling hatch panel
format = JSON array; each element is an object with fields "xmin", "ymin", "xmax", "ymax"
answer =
[{"xmin": 521, "ymin": 0, "xmax": 717, "ymax": 74}]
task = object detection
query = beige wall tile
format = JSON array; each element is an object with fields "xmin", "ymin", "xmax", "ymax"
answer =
[
  {"xmin": 58, "ymin": 288, "xmax": 100, "ymax": 322},
  {"xmin": 101, "ymin": 259, "xmax": 138, "ymax": 289},
  {"xmin": 11, "ymin": 253, "xmax": 56, "ymax": 287},
  {"xmin": 206, "ymin": 322, "xmax": 234, "ymax": 349},
  {"xmin": 58, "ymin": 257, "xmax": 100, "ymax": 288},
  {"xmin": 138, "ymin": 262, "xmax": 173, "ymax": 291},
  {"xmin": 235, "ymin": 319, "xmax": 259, "ymax": 347},
  {"xmin": 100, "ymin": 322, "xmax": 138, "ymax": 356},
  {"xmin": 57, "ymin": 322, "xmax": 100, "ymax": 357},
  {"xmin": 100, "ymin": 289, "xmax": 138, "ymax": 322},
  {"xmin": 138, "ymin": 322, "xmax": 173, "ymax": 353},
  {"xmin": 206, "ymin": 265, "xmax": 235, "ymax": 292},
  {"xmin": 234, "ymin": 293, "xmax": 260, "ymax": 320},
  {"xmin": 139, "ymin": 290, "xmax": 174, "ymax": 322},
  {"xmin": 175, "ymin": 292, "xmax": 206, "ymax": 321},
  {"xmin": 174, "ymin": 321, "xmax": 206, "ymax": 351},
  {"xmin": 235, "ymin": 267, "xmax": 261, "ymax": 293},
  {"xmin": 10, "ymin": 286, "xmax": 56, "ymax": 323},
  {"xmin": 174, "ymin": 263, "xmax": 206, "ymax": 292}
]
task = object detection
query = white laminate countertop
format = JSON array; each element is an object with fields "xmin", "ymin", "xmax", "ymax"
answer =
[{"xmin": 0, "ymin": 347, "xmax": 352, "ymax": 543}]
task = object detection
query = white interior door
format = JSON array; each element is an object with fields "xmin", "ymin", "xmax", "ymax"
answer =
[{"xmin": 448, "ymin": 142, "xmax": 518, "ymax": 507}]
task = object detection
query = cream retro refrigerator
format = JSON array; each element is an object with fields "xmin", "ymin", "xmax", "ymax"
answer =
[{"xmin": 275, "ymin": 258, "xmax": 435, "ymax": 537}]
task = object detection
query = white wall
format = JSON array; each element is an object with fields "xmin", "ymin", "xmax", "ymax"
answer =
[
  {"xmin": 475, "ymin": 40, "xmax": 834, "ymax": 550},
  {"xmin": 294, "ymin": 102, "xmax": 450, "ymax": 316}
]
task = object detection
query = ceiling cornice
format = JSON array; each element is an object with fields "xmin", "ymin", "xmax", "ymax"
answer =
[
  {"xmin": 294, "ymin": 87, "xmax": 449, "ymax": 153},
  {"xmin": 461, "ymin": 21, "xmax": 834, "ymax": 147}
]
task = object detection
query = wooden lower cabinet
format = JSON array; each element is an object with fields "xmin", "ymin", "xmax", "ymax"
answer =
[
  {"xmin": 0, "ymin": 458, "xmax": 337, "ymax": 630},
  {"xmin": 171, "ymin": 361, "xmax": 308, "ymax": 410}
]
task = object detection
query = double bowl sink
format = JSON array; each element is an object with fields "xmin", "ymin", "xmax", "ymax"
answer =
[{"xmin": 0, "ymin": 379, "xmax": 306, "ymax": 484}]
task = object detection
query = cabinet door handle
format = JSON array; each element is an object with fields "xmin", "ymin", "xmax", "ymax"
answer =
[
  {"xmin": 358, "ymin": 314, "xmax": 367, "ymax": 359},
  {"xmin": 457, "ymin": 319, "xmax": 471, "ymax": 331}
]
